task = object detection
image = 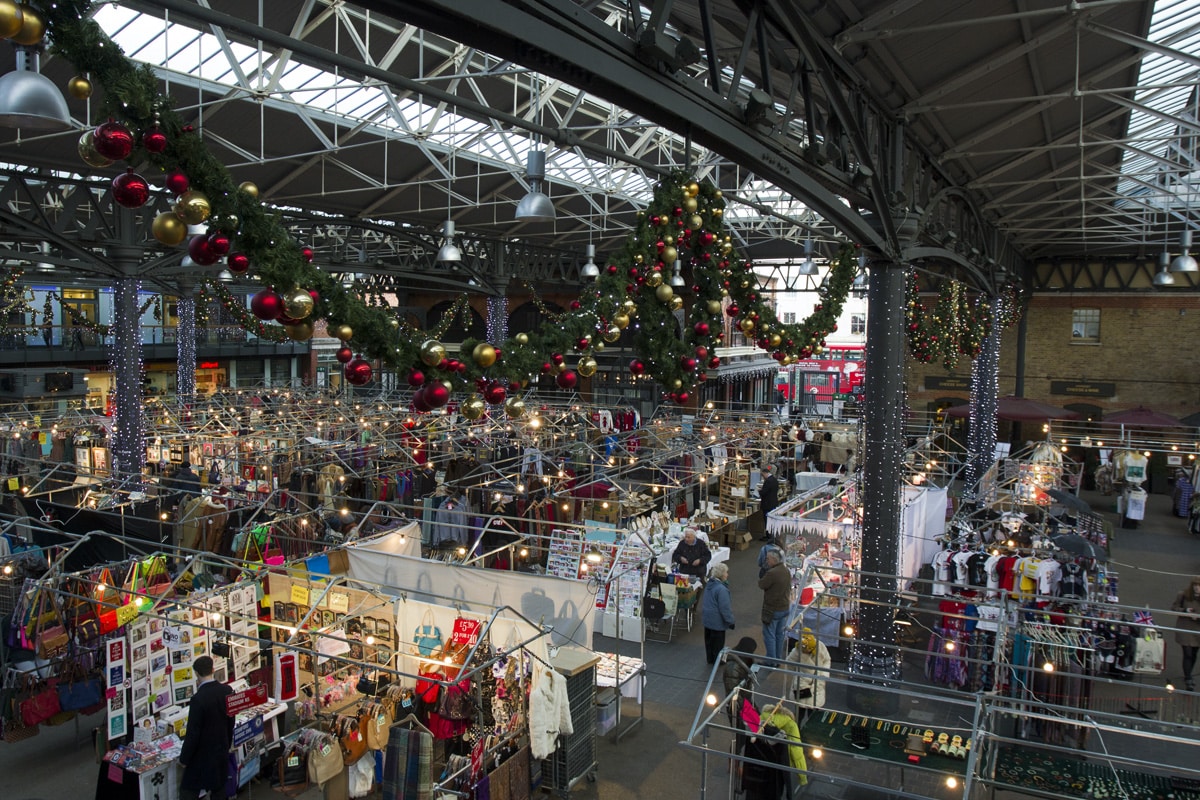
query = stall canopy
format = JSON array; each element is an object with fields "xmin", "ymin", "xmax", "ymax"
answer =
[
  {"xmin": 943, "ymin": 396, "xmax": 1081, "ymax": 422},
  {"xmin": 1103, "ymin": 406, "xmax": 1187, "ymax": 427}
]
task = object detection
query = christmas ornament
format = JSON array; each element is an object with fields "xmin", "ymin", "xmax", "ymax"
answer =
[
  {"xmin": 677, "ymin": 392, "xmax": 690, "ymax": 404},
  {"xmin": 238, "ymin": 181, "xmax": 259, "ymax": 198},
  {"xmin": 671, "ymin": 379, "xmax": 682, "ymax": 390},
  {"xmin": 726, "ymin": 304, "xmax": 740, "ymax": 317},
  {"xmin": 556, "ymin": 370, "xmax": 579, "ymax": 390},
  {"xmin": 282, "ymin": 288, "xmax": 314, "ymax": 320},
  {"xmin": 655, "ymin": 284, "xmax": 674, "ymax": 303},
  {"xmin": 334, "ymin": 324, "xmax": 354, "ymax": 342},
  {"xmin": 683, "ymin": 196, "xmax": 698, "ymax": 213},
  {"xmin": 629, "ymin": 359, "xmax": 645, "ymax": 376},
  {"xmin": 250, "ymin": 288, "xmax": 283, "ymax": 320},
  {"xmin": 681, "ymin": 357, "xmax": 697, "ymax": 372},
  {"xmin": 336, "ymin": 347, "xmax": 354, "ymax": 364},
  {"xmin": 483, "ymin": 383, "xmax": 507, "ymax": 405},
  {"xmin": 12, "ymin": 4, "xmax": 45, "ymax": 46},
  {"xmin": 704, "ymin": 300, "xmax": 722, "ymax": 316},
  {"xmin": 425, "ymin": 383, "xmax": 450, "ymax": 409},
  {"xmin": 540, "ymin": 362, "xmax": 553, "ymax": 374},
  {"xmin": 284, "ymin": 321, "xmax": 314, "ymax": 341},
  {"xmin": 663, "ymin": 246, "xmax": 678, "ymax": 264},
  {"xmin": 227, "ymin": 252, "xmax": 250, "ymax": 273},
  {"xmin": 472, "ymin": 343, "xmax": 498, "ymax": 368},
  {"xmin": 67, "ymin": 74, "xmax": 92, "ymax": 100},
  {"xmin": 301, "ymin": 247, "xmax": 314, "ymax": 263},
  {"xmin": 461, "ymin": 395, "xmax": 485, "ymax": 420},
  {"xmin": 669, "ymin": 296, "xmax": 684, "ymax": 310},
  {"xmin": 594, "ymin": 340, "xmax": 605, "ymax": 352},
  {"xmin": 577, "ymin": 356, "xmax": 598, "ymax": 377},
  {"xmin": 504, "ymin": 397, "xmax": 525, "ymax": 418},
  {"xmin": 345, "ymin": 358, "xmax": 373, "ymax": 386},
  {"xmin": 695, "ymin": 346, "xmax": 709, "ymax": 360},
  {"xmin": 174, "ymin": 190, "xmax": 212, "ymax": 225},
  {"xmin": 708, "ymin": 356, "xmax": 721, "ymax": 368},
  {"xmin": 207, "ymin": 232, "xmax": 231, "ymax": 256},
  {"xmin": 603, "ymin": 325, "xmax": 620, "ymax": 343},
  {"xmin": 613, "ymin": 313, "xmax": 630, "ymax": 330},
  {"xmin": 694, "ymin": 322, "xmax": 709, "ymax": 336},
  {"xmin": 769, "ymin": 333, "xmax": 782, "ymax": 347},
  {"xmin": 515, "ymin": 332, "xmax": 529, "ymax": 345},
  {"xmin": 141, "ymin": 127, "xmax": 167, "ymax": 154},
  {"xmin": 77, "ymin": 131, "xmax": 113, "ymax": 168},
  {"xmin": 412, "ymin": 388, "xmax": 432, "ymax": 413},
  {"xmin": 686, "ymin": 181, "xmax": 700, "ymax": 196},
  {"xmin": 187, "ymin": 235, "xmax": 219, "ymax": 266},
  {"xmin": 645, "ymin": 271, "xmax": 663, "ymax": 288},
  {"xmin": 165, "ymin": 171, "xmax": 190, "ymax": 195},
  {"xmin": 551, "ymin": 353, "xmax": 565, "ymax": 366},
  {"xmin": 151, "ymin": 211, "xmax": 187, "ymax": 246},
  {"xmin": 93, "ymin": 120, "xmax": 134, "ymax": 161},
  {"xmin": 0, "ymin": 1, "xmax": 22, "ymax": 39},
  {"xmin": 739, "ymin": 318, "xmax": 756, "ymax": 333},
  {"xmin": 419, "ymin": 340, "xmax": 446, "ymax": 367}
]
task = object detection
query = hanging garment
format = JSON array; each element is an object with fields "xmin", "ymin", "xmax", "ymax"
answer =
[
  {"xmin": 528, "ymin": 664, "xmax": 573, "ymax": 760},
  {"xmin": 381, "ymin": 725, "xmax": 432, "ymax": 800}
]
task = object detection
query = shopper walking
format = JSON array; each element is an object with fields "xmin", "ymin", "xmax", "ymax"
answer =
[
  {"xmin": 702, "ymin": 562, "xmax": 736, "ymax": 664},
  {"xmin": 758, "ymin": 548, "xmax": 792, "ymax": 661},
  {"xmin": 179, "ymin": 656, "xmax": 234, "ymax": 800},
  {"xmin": 758, "ymin": 465, "xmax": 780, "ymax": 541},
  {"xmin": 1171, "ymin": 576, "xmax": 1200, "ymax": 691}
]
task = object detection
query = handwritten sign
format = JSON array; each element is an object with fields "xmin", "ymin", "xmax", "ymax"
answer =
[
  {"xmin": 328, "ymin": 592, "xmax": 349, "ymax": 614},
  {"xmin": 225, "ymin": 683, "xmax": 268, "ymax": 717},
  {"xmin": 290, "ymin": 584, "xmax": 309, "ymax": 605}
]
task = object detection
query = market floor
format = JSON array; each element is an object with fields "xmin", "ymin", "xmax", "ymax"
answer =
[{"xmin": 3, "ymin": 485, "xmax": 1199, "ymax": 800}]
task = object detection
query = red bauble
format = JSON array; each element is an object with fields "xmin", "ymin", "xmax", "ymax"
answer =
[
  {"xmin": 111, "ymin": 169, "xmax": 149, "ymax": 208},
  {"xmin": 551, "ymin": 353, "xmax": 565, "ymax": 366},
  {"xmin": 541, "ymin": 362, "xmax": 553, "ymax": 374},
  {"xmin": 309, "ymin": 289, "xmax": 320, "ymax": 303},
  {"xmin": 412, "ymin": 387, "xmax": 431, "ymax": 413},
  {"xmin": 708, "ymin": 356, "xmax": 721, "ymax": 369},
  {"xmin": 726, "ymin": 304, "xmax": 740, "ymax": 317},
  {"xmin": 165, "ymin": 171, "xmax": 190, "ymax": 195},
  {"xmin": 493, "ymin": 348, "xmax": 502, "ymax": 360},
  {"xmin": 697, "ymin": 372, "xmax": 707, "ymax": 382},
  {"xmin": 773, "ymin": 351, "xmax": 786, "ymax": 361},
  {"xmin": 681, "ymin": 357, "xmax": 697, "ymax": 372},
  {"xmin": 301, "ymin": 247, "xmax": 314, "ymax": 263},
  {"xmin": 141, "ymin": 127, "xmax": 167, "ymax": 154},
  {"xmin": 187, "ymin": 234, "xmax": 219, "ymax": 266},
  {"xmin": 607, "ymin": 265, "xmax": 618, "ymax": 275},
  {"xmin": 425, "ymin": 383, "xmax": 450, "ymax": 409},
  {"xmin": 570, "ymin": 300, "xmax": 582, "ymax": 311},
  {"xmin": 693, "ymin": 322, "xmax": 709, "ymax": 336},
  {"xmin": 628, "ymin": 267, "xmax": 639, "ymax": 279},
  {"xmin": 407, "ymin": 371, "xmax": 425, "ymax": 388},
  {"xmin": 575, "ymin": 338, "xmax": 589, "ymax": 352},
  {"xmin": 250, "ymin": 288, "xmax": 283, "ymax": 320},
  {"xmin": 276, "ymin": 313, "xmax": 302, "ymax": 326},
  {"xmin": 677, "ymin": 392, "xmax": 690, "ymax": 404},
  {"xmin": 695, "ymin": 346, "xmax": 708, "ymax": 360},
  {"xmin": 93, "ymin": 120, "xmax": 134, "ymax": 160},
  {"xmin": 556, "ymin": 370, "xmax": 579, "ymax": 390},
  {"xmin": 483, "ymin": 383, "xmax": 507, "ymax": 405},
  {"xmin": 703, "ymin": 232, "xmax": 715, "ymax": 245},
  {"xmin": 207, "ymin": 232, "xmax": 231, "ymax": 256},
  {"xmin": 508, "ymin": 381, "xmax": 521, "ymax": 393},
  {"xmin": 227, "ymin": 252, "xmax": 250, "ymax": 273},
  {"xmin": 629, "ymin": 359, "xmax": 645, "ymax": 376},
  {"xmin": 335, "ymin": 347, "xmax": 354, "ymax": 364},
  {"xmin": 344, "ymin": 358, "xmax": 373, "ymax": 386}
]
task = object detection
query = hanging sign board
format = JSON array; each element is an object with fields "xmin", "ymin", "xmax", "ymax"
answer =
[{"xmin": 225, "ymin": 683, "xmax": 268, "ymax": 717}]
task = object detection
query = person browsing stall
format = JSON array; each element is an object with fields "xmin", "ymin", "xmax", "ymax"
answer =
[
  {"xmin": 1172, "ymin": 576, "xmax": 1200, "ymax": 691},
  {"xmin": 672, "ymin": 527, "xmax": 712, "ymax": 580},
  {"xmin": 702, "ymin": 562, "xmax": 736, "ymax": 664},
  {"xmin": 758, "ymin": 465, "xmax": 780, "ymax": 541},
  {"xmin": 758, "ymin": 548, "xmax": 792, "ymax": 661},
  {"xmin": 179, "ymin": 656, "xmax": 234, "ymax": 800}
]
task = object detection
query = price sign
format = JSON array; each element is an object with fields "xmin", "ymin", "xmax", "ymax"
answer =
[{"xmin": 224, "ymin": 683, "xmax": 268, "ymax": 717}]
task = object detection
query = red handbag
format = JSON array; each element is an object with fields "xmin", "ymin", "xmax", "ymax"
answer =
[{"xmin": 20, "ymin": 680, "xmax": 61, "ymax": 727}]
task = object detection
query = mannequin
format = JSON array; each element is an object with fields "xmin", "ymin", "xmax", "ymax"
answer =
[{"xmin": 784, "ymin": 628, "xmax": 830, "ymax": 724}]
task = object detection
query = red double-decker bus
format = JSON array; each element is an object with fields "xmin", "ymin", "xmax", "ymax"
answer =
[{"xmin": 775, "ymin": 344, "xmax": 865, "ymax": 411}]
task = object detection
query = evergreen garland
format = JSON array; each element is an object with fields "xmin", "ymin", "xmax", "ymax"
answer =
[{"xmin": 905, "ymin": 271, "xmax": 1026, "ymax": 369}]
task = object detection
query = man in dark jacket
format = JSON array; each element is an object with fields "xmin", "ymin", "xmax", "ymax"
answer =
[
  {"xmin": 173, "ymin": 461, "xmax": 201, "ymax": 496},
  {"xmin": 758, "ymin": 465, "xmax": 780, "ymax": 541},
  {"xmin": 179, "ymin": 656, "xmax": 234, "ymax": 800},
  {"xmin": 758, "ymin": 549, "xmax": 792, "ymax": 661}
]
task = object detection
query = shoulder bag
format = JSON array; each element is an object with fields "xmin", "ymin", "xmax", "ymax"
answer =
[{"xmin": 305, "ymin": 731, "xmax": 344, "ymax": 787}]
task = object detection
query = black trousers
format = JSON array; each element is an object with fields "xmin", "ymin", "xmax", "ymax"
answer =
[
  {"xmin": 704, "ymin": 627, "xmax": 727, "ymax": 664},
  {"xmin": 1182, "ymin": 645, "xmax": 1198, "ymax": 682}
]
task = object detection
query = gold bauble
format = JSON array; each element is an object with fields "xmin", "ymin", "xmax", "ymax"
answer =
[
  {"xmin": 238, "ymin": 181, "xmax": 260, "ymax": 198},
  {"xmin": 634, "ymin": 253, "xmax": 644, "ymax": 264},
  {"xmin": 0, "ymin": 1, "xmax": 21, "ymax": 38},
  {"xmin": 739, "ymin": 318, "xmax": 756, "ymax": 333},
  {"xmin": 720, "ymin": 288, "xmax": 729, "ymax": 297},
  {"xmin": 706, "ymin": 299, "xmax": 723, "ymax": 316},
  {"xmin": 151, "ymin": 212, "xmax": 187, "ymax": 246},
  {"xmin": 769, "ymin": 333, "xmax": 782, "ymax": 347},
  {"xmin": 622, "ymin": 299, "xmax": 637, "ymax": 313},
  {"xmin": 334, "ymin": 324, "xmax": 354, "ymax": 342},
  {"xmin": 593, "ymin": 341, "xmax": 605, "ymax": 352},
  {"xmin": 713, "ymin": 208, "xmax": 723, "ymax": 218},
  {"xmin": 613, "ymin": 313, "xmax": 630, "ymax": 330},
  {"xmin": 603, "ymin": 325, "xmax": 621, "ymax": 343},
  {"xmin": 419, "ymin": 340, "xmax": 446, "ymax": 367},
  {"xmin": 284, "ymin": 321, "xmax": 314, "ymax": 342},
  {"xmin": 461, "ymin": 395, "xmax": 485, "ymax": 420},
  {"xmin": 77, "ymin": 131, "xmax": 113, "ymax": 168},
  {"xmin": 740, "ymin": 279, "xmax": 750, "ymax": 289},
  {"xmin": 11, "ymin": 4, "xmax": 44, "ymax": 45},
  {"xmin": 655, "ymin": 284, "xmax": 674, "ymax": 303},
  {"xmin": 664, "ymin": 235, "xmax": 675, "ymax": 245},
  {"xmin": 515, "ymin": 332, "xmax": 529, "ymax": 345},
  {"xmin": 173, "ymin": 190, "xmax": 212, "ymax": 225},
  {"xmin": 472, "ymin": 342, "xmax": 498, "ymax": 368},
  {"xmin": 672, "ymin": 379, "xmax": 683, "ymax": 390},
  {"xmin": 389, "ymin": 319, "xmax": 399, "ymax": 328},
  {"xmin": 683, "ymin": 196, "xmax": 698, "ymax": 213},
  {"xmin": 662, "ymin": 246, "xmax": 678, "ymax": 264},
  {"xmin": 577, "ymin": 356, "xmax": 598, "ymax": 377},
  {"xmin": 645, "ymin": 271, "xmax": 664, "ymax": 288},
  {"xmin": 283, "ymin": 288, "xmax": 314, "ymax": 320},
  {"xmin": 689, "ymin": 214, "xmax": 704, "ymax": 230},
  {"xmin": 555, "ymin": 362, "xmax": 567, "ymax": 374},
  {"xmin": 439, "ymin": 379, "xmax": 454, "ymax": 394},
  {"xmin": 721, "ymin": 242, "xmax": 733, "ymax": 256},
  {"xmin": 781, "ymin": 355, "xmax": 793, "ymax": 366},
  {"xmin": 714, "ymin": 190, "xmax": 723, "ymax": 199},
  {"xmin": 686, "ymin": 181, "xmax": 700, "ymax": 197},
  {"xmin": 67, "ymin": 75, "xmax": 92, "ymax": 100},
  {"xmin": 504, "ymin": 397, "xmax": 525, "ymax": 419},
  {"xmin": 813, "ymin": 346, "xmax": 823, "ymax": 355},
  {"xmin": 670, "ymin": 296, "xmax": 684, "ymax": 311}
]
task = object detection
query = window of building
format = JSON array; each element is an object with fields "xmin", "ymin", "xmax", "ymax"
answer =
[
  {"xmin": 1071, "ymin": 308, "xmax": 1100, "ymax": 341},
  {"xmin": 782, "ymin": 312, "xmax": 796, "ymax": 324},
  {"xmin": 851, "ymin": 313, "xmax": 866, "ymax": 335}
]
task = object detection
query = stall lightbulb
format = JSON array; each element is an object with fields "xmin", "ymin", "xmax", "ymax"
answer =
[
  {"xmin": 161, "ymin": 513, "xmax": 169, "ymax": 520},
  {"xmin": 843, "ymin": 624, "xmax": 855, "ymax": 636},
  {"xmin": 705, "ymin": 693, "xmax": 718, "ymax": 706},
  {"xmin": 1042, "ymin": 661, "xmax": 1055, "ymax": 673},
  {"xmin": 135, "ymin": 596, "xmax": 149, "ymax": 608},
  {"xmin": 1167, "ymin": 683, "xmax": 1176, "ymax": 692},
  {"xmin": 1006, "ymin": 540, "xmax": 1015, "ymax": 547},
  {"xmin": 340, "ymin": 508, "xmax": 350, "ymax": 516},
  {"xmin": 562, "ymin": 502, "xmax": 570, "ymax": 512},
  {"xmin": 601, "ymin": 502, "xmax": 609, "ymax": 509},
  {"xmin": 519, "ymin": 548, "xmax": 528, "ymax": 558},
  {"xmin": 366, "ymin": 635, "xmax": 376, "ymax": 645},
  {"xmin": 456, "ymin": 547, "xmax": 467, "ymax": 556},
  {"xmin": 580, "ymin": 563, "xmax": 588, "ymax": 573},
  {"xmin": 300, "ymin": 519, "xmax": 308, "ymax": 526},
  {"xmin": 946, "ymin": 777, "xmax": 958, "ymax": 789},
  {"xmin": 209, "ymin": 612, "xmax": 222, "ymax": 623},
  {"xmin": 97, "ymin": 583, "xmax": 107, "ymax": 594},
  {"xmin": 944, "ymin": 641, "xmax": 956, "ymax": 652},
  {"xmin": 2, "ymin": 564, "xmax": 11, "ymax": 575},
  {"xmin": 811, "ymin": 748, "xmax": 823, "ymax": 760}
]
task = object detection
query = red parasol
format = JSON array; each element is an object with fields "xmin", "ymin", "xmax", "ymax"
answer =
[
  {"xmin": 942, "ymin": 395, "xmax": 1081, "ymax": 423},
  {"xmin": 1103, "ymin": 406, "xmax": 1186, "ymax": 427}
]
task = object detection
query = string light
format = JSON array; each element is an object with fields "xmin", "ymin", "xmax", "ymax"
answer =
[
  {"xmin": 110, "ymin": 277, "xmax": 147, "ymax": 483},
  {"xmin": 177, "ymin": 292, "xmax": 197, "ymax": 404}
]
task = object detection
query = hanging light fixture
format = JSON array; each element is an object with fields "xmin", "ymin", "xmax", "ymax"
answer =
[
  {"xmin": 514, "ymin": 150, "xmax": 555, "ymax": 222},
  {"xmin": 216, "ymin": 269, "xmax": 235, "ymax": 283},
  {"xmin": 0, "ymin": 47, "xmax": 71, "ymax": 130},
  {"xmin": 669, "ymin": 258, "xmax": 685, "ymax": 287},
  {"xmin": 1170, "ymin": 229, "xmax": 1198, "ymax": 273},
  {"xmin": 580, "ymin": 243, "xmax": 599, "ymax": 279},
  {"xmin": 853, "ymin": 252, "xmax": 868, "ymax": 287},
  {"xmin": 1153, "ymin": 250, "xmax": 1175, "ymax": 286},
  {"xmin": 798, "ymin": 238, "xmax": 818, "ymax": 275},
  {"xmin": 437, "ymin": 163, "xmax": 461, "ymax": 264}
]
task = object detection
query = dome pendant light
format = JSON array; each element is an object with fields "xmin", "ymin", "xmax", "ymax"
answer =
[
  {"xmin": 436, "ymin": 220, "xmax": 461, "ymax": 264},
  {"xmin": 0, "ymin": 47, "xmax": 71, "ymax": 130},
  {"xmin": 1170, "ymin": 230, "xmax": 1198, "ymax": 273},
  {"xmin": 514, "ymin": 149, "xmax": 555, "ymax": 222},
  {"xmin": 580, "ymin": 243, "xmax": 599, "ymax": 279},
  {"xmin": 798, "ymin": 237, "xmax": 818, "ymax": 275},
  {"xmin": 1153, "ymin": 250, "xmax": 1175, "ymax": 286}
]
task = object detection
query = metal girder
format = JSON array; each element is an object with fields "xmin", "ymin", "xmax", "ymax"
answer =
[{"xmin": 1028, "ymin": 257, "xmax": 1200, "ymax": 291}]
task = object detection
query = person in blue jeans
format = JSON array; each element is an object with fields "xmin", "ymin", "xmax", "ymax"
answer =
[{"xmin": 758, "ymin": 548, "xmax": 792, "ymax": 660}]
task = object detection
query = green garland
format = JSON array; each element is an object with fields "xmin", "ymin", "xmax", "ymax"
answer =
[{"xmin": 905, "ymin": 272, "xmax": 1026, "ymax": 370}]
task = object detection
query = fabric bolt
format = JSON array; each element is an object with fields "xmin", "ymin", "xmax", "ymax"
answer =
[{"xmin": 382, "ymin": 725, "xmax": 432, "ymax": 800}]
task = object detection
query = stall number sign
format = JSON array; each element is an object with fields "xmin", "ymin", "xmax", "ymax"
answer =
[{"xmin": 225, "ymin": 684, "xmax": 268, "ymax": 716}]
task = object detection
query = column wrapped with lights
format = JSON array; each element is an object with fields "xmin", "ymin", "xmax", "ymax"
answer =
[
  {"xmin": 486, "ymin": 295, "xmax": 508, "ymax": 343},
  {"xmin": 176, "ymin": 284, "xmax": 197, "ymax": 405},
  {"xmin": 964, "ymin": 299, "xmax": 1001, "ymax": 498},
  {"xmin": 110, "ymin": 276, "xmax": 146, "ymax": 485},
  {"xmin": 849, "ymin": 257, "xmax": 905, "ymax": 690}
]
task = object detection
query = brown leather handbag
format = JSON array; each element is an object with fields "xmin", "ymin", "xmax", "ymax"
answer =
[
  {"xmin": 335, "ymin": 714, "xmax": 368, "ymax": 765},
  {"xmin": 359, "ymin": 700, "xmax": 390, "ymax": 751}
]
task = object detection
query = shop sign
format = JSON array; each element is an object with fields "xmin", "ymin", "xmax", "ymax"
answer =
[
  {"xmin": 926, "ymin": 375, "xmax": 970, "ymax": 390},
  {"xmin": 1049, "ymin": 380, "xmax": 1115, "ymax": 397},
  {"xmin": 233, "ymin": 714, "xmax": 264, "ymax": 745},
  {"xmin": 198, "ymin": 361, "xmax": 220, "ymax": 370},
  {"xmin": 225, "ymin": 683, "xmax": 268, "ymax": 716}
]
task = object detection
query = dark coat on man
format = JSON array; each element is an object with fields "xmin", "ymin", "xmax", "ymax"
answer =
[
  {"xmin": 173, "ymin": 464, "xmax": 201, "ymax": 496},
  {"xmin": 180, "ymin": 679, "xmax": 235, "ymax": 792},
  {"xmin": 759, "ymin": 471, "xmax": 780, "ymax": 516}
]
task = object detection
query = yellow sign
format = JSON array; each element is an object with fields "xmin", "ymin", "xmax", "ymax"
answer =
[
  {"xmin": 6, "ymin": 478, "xmax": 17, "ymax": 491},
  {"xmin": 116, "ymin": 602, "xmax": 140, "ymax": 626},
  {"xmin": 289, "ymin": 583, "xmax": 309, "ymax": 605},
  {"xmin": 38, "ymin": 433, "xmax": 46, "ymax": 445}
]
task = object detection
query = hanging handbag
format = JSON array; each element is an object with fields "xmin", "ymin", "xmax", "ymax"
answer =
[
  {"xmin": 276, "ymin": 742, "xmax": 309, "ymax": 795},
  {"xmin": 19, "ymin": 679, "xmax": 61, "ymax": 727},
  {"xmin": 334, "ymin": 714, "xmax": 368, "ymax": 765},
  {"xmin": 435, "ymin": 678, "xmax": 474, "ymax": 722},
  {"xmin": 1133, "ymin": 629, "xmax": 1166, "ymax": 674},
  {"xmin": 359, "ymin": 701, "xmax": 390, "ymax": 751},
  {"xmin": 305, "ymin": 731, "xmax": 344, "ymax": 787},
  {"xmin": 412, "ymin": 609, "xmax": 443, "ymax": 659},
  {"xmin": 57, "ymin": 671, "xmax": 103, "ymax": 712}
]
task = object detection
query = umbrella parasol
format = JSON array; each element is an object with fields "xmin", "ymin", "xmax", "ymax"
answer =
[
  {"xmin": 1049, "ymin": 533, "xmax": 1108, "ymax": 561},
  {"xmin": 1103, "ymin": 406, "xmax": 1186, "ymax": 427},
  {"xmin": 1045, "ymin": 488, "xmax": 1092, "ymax": 514},
  {"xmin": 943, "ymin": 396, "xmax": 1081, "ymax": 423}
]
